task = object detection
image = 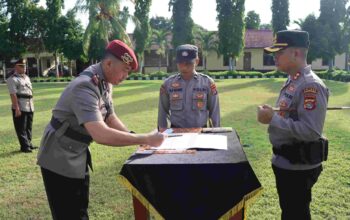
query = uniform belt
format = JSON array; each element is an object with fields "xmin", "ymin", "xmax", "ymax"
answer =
[
  {"xmin": 50, "ymin": 116, "xmax": 93, "ymax": 144},
  {"xmin": 16, "ymin": 94, "xmax": 33, "ymax": 99}
]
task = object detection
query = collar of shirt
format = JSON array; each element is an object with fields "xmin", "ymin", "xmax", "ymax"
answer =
[{"xmin": 176, "ymin": 71, "xmax": 199, "ymax": 80}]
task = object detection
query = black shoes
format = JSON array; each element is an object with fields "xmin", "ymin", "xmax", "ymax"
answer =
[
  {"xmin": 20, "ymin": 147, "xmax": 32, "ymax": 153},
  {"xmin": 30, "ymin": 145, "xmax": 38, "ymax": 150}
]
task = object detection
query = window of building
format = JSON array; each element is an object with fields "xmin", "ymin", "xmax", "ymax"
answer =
[
  {"xmin": 144, "ymin": 50, "xmax": 167, "ymax": 67},
  {"xmin": 263, "ymin": 52, "xmax": 275, "ymax": 66},
  {"xmin": 322, "ymin": 58, "xmax": 334, "ymax": 66},
  {"xmin": 223, "ymin": 55, "xmax": 230, "ymax": 66}
]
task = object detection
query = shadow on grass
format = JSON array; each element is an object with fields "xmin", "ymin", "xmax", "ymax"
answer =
[{"xmin": 0, "ymin": 150, "xmax": 22, "ymax": 159}]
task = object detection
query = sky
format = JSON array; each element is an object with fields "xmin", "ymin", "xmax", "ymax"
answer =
[{"xmin": 38, "ymin": 0, "xmax": 322, "ymax": 32}]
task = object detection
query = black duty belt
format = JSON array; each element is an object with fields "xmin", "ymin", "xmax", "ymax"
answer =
[
  {"xmin": 16, "ymin": 94, "xmax": 33, "ymax": 99},
  {"xmin": 273, "ymin": 138, "xmax": 328, "ymax": 165},
  {"xmin": 50, "ymin": 116, "xmax": 93, "ymax": 144}
]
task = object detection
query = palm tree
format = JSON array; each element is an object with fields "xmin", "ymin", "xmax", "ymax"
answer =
[
  {"xmin": 194, "ymin": 31, "xmax": 219, "ymax": 72},
  {"xmin": 150, "ymin": 29, "xmax": 171, "ymax": 71},
  {"xmin": 76, "ymin": 0, "xmax": 135, "ymax": 60}
]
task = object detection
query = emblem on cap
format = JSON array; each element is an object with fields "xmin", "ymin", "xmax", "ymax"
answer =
[
  {"xmin": 121, "ymin": 53, "xmax": 133, "ymax": 65},
  {"xmin": 182, "ymin": 51, "xmax": 189, "ymax": 57}
]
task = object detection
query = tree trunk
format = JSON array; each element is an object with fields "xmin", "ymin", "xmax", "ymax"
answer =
[
  {"xmin": 204, "ymin": 56, "xmax": 207, "ymax": 72},
  {"xmin": 69, "ymin": 60, "xmax": 73, "ymax": 77},
  {"xmin": 345, "ymin": 51, "xmax": 349, "ymax": 71},
  {"xmin": 159, "ymin": 57, "xmax": 161, "ymax": 72},
  {"xmin": 36, "ymin": 56, "xmax": 40, "ymax": 78},
  {"xmin": 328, "ymin": 58, "xmax": 333, "ymax": 71},
  {"xmin": 54, "ymin": 52, "xmax": 59, "ymax": 78},
  {"xmin": 229, "ymin": 57, "xmax": 236, "ymax": 71},
  {"xmin": 2, "ymin": 62, "xmax": 6, "ymax": 81}
]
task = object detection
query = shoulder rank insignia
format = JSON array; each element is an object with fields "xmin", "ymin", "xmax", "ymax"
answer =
[
  {"xmin": 91, "ymin": 74, "xmax": 100, "ymax": 86},
  {"xmin": 304, "ymin": 95, "xmax": 317, "ymax": 110},
  {"xmin": 293, "ymin": 72, "xmax": 301, "ymax": 80}
]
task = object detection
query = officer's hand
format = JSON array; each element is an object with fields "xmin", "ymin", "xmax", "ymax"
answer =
[
  {"xmin": 15, "ymin": 108, "xmax": 21, "ymax": 117},
  {"xmin": 257, "ymin": 105, "xmax": 274, "ymax": 124},
  {"xmin": 147, "ymin": 131, "xmax": 165, "ymax": 147}
]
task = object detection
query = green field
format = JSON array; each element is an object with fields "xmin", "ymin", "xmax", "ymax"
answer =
[{"xmin": 0, "ymin": 79, "xmax": 349, "ymax": 219}]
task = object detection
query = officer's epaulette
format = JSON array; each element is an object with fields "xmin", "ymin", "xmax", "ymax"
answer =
[{"xmin": 198, "ymin": 73, "xmax": 210, "ymax": 78}]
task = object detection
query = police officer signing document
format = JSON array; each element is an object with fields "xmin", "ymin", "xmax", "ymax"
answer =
[
  {"xmin": 158, "ymin": 44, "xmax": 220, "ymax": 130},
  {"xmin": 7, "ymin": 58, "xmax": 35, "ymax": 153},
  {"xmin": 37, "ymin": 40, "xmax": 165, "ymax": 220},
  {"xmin": 257, "ymin": 30, "xmax": 329, "ymax": 220}
]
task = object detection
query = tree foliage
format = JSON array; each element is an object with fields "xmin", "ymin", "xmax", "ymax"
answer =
[
  {"xmin": 133, "ymin": 0, "xmax": 152, "ymax": 71},
  {"xmin": 150, "ymin": 29, "xmax": 171, "ymax": 70},
  {"xmin": 77, "ymin": 0, "xmax": 134, "ymax": 60},
  {"xmin": 271, "ymin": 0, "xmax": 289, "ymax": 33},
  {"xmin": 297, "ymin": 14, "xmax": 323, "ymax": 63},
  {"xmin": 245, "ymin": 10, "xmax": 260, "ymax": 30},
  {"xmin": 216, "ymin": 0, "xmax": 245, "ymax": 70},
  {"xmin": 194, "ymin": 31, "xmax": 219, "ymax": 71},
  {"xmin": 150, "ymin": 16, "xmax": 172, "ymax": 32},
  {"xmin": 318, "ymin": 0, "xmax": 347, "ymax": 68},
  {"xmin": 169, "ymin": 0, "xmax": 194, "ymax": 48}
]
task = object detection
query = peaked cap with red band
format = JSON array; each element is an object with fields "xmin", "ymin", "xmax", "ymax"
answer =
[{"xmin": 105, "ymin": 40, "xmax": 138, "ymax": 71}]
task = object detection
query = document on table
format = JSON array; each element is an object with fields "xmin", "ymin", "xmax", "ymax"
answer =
[{"xmin": 155, "ymin": 133, "xmax": 227, "ymax": 150}]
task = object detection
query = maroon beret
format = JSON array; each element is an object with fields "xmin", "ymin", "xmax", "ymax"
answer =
[{"xmin": 105, "ymin": 40, "xmax": 138, "ymax": 71}]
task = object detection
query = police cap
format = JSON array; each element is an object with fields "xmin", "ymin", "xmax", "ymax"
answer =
[
  {"xmin": 105, "ymin": 40, "xmax": 138, "ymax": 71},
  {"xmin": 264, "ymin": 30, "xmax": 310, "ymax": 54},
  {"xmin": 176, "ymin": 44, "xmax": 198, "ymax": 63},
  {"xmin": 13, "ymin": 58, "xmax": 26, "ymax": 66}
]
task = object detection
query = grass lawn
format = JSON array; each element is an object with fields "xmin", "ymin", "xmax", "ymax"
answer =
[{"xmin": 0, "ymin": 79, "xmax": 349, "ymax": 219}]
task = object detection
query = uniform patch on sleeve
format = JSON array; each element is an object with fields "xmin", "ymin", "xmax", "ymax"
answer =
[
  {"xmin": 210, "ymin": 83, "xmax": 217, "ymax": 95},
  {"xmin": 304, "ymin": 95, "xmax": 317, "ymax": 110},
  {"xmin": 160, "ymin": 85, "xmax": 166, "ymax": 95},
  {"xmin": 303, "ymin": 87, "xmax": 318, "ymax": 94}
]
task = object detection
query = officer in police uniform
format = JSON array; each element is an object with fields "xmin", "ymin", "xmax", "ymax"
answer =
[
  {"xmin": 158, "ymin": 44, "xmax": 220, "ymax": 130},
  {"xmin": 37, "ymin": 40, "xmax": 165, "ymax": 220},
  {"xmin": 257, "ymin": 30, "xmax": 329, "ymax": 220},
  {"xmin": 7, "ymin": 58, "xmax": 35, "ymax": 153}
]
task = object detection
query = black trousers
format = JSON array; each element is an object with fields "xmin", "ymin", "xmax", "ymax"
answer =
[
  {"xmin": 12, "ymin": 109, "xmax": 33, "ymax": 150},
  {"xmin": 272, "ymin": 164, "xmax": 323, "ymax": 220},
  {"xmin": 41, "ymin": 168, "xmax": 90, "ymax": 220}
]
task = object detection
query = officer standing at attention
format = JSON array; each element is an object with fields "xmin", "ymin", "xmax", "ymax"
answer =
[
  {"xmin": 7, "ymin": 58, "xmax": 35, "ymax": 153},
  {"xmin": 158, "ymin": 44, "xmax": 220, "ymax": 130},
  {"xmin": 37, "ymin": 40, "xmax": 165, "ymax": 220},
  {"xmin": 257, "ymin": 30, "xmax": 329, "ymax": 220}
]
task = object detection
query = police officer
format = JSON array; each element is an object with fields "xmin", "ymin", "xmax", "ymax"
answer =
[
  {"xmin": 37, "ymin": 40, "xmax": 165, "ymax": 220},
  {"xmin": 6, "ymin": 58, "xmax": 35, "ymax": 153},
  {"xmin": 158, "ymin": 44, "xmax": 220, "ymax": 130},
  {"xmin": 257, "ymin": 30, "xmax": 329, "ymax": 219}
]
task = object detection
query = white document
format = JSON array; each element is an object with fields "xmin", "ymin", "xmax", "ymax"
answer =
[{"xmin": 155, "ymin": 133, "xmax": 227, "ymax": 150}]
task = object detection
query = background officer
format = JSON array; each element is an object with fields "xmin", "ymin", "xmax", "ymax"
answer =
[
  {"xmin": 6, "ymin": 58, "xmax": 35, "ymax": 153},
  {"xmin": 158, "ymin": 44, "xmax": 220, "ymax": 130},
  {"xmin": 257, "ymin": 30, "xmax": 329, "ymax": 220},
  {"xmin": 37, "ymin": 40, "xmax": 165, "ymax": 220}
]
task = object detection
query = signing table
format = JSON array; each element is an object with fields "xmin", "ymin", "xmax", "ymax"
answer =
[{"xmin": 118, "ymin": 128, "xmax": 262, "ymax": 220}]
